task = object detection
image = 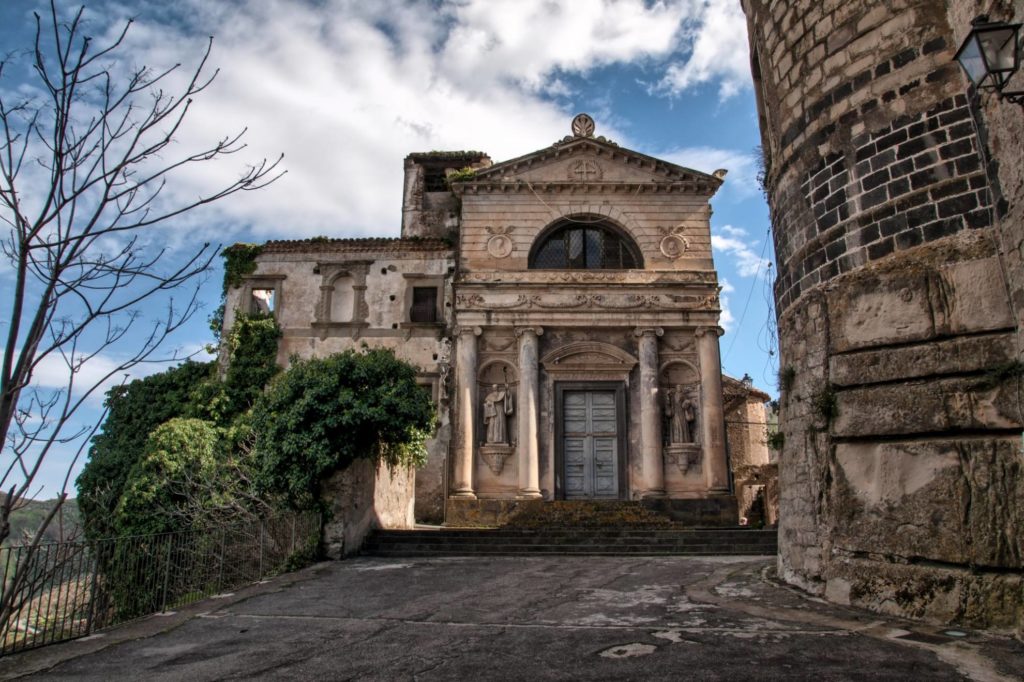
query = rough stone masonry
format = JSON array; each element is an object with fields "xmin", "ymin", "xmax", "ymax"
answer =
[{"xmin": 741, "ymin": 0, "xmax": 1024, "ymax": 632}]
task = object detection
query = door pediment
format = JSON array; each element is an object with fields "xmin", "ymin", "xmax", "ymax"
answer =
[{"xmin": 541, "ymin": 342, "xmax": 638, "ymax": 377}]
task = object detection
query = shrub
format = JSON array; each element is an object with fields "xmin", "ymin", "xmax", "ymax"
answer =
[
  {"xmin": 252, "ymin": 349, "xmax": 435, "ymax": 509},
  {"xmin": 113, "ymin": 418, "xmax": 221, "ymax": 537},
  {"xmin": 77, "ymin": 361, "xmax": 215, "ymax": 539}
]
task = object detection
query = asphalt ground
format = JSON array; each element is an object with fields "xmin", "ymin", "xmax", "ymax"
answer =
[{"xmin": 3, "ymin": 556, "xmax": 1022, "ymax": 681}]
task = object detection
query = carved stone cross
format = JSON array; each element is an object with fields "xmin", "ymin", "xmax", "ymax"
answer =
[{"xmin": 571, "ymin": 159, "xmax": 601, "ymax": 182}]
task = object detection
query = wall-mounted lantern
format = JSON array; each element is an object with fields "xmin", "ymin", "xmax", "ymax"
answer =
[{"xmin": 955, "ymin": 15, "xmax": 1024, "ymax": 104}]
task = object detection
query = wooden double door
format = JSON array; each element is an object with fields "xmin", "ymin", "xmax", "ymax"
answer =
[{"xmin": 557, "ymin": 383, "xmax": 627, "ymax": 499}]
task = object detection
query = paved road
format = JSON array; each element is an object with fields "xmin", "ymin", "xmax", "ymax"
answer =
[{"xmin": 5, "ymin": 556, "xmax": 1023, "ymax": 681}]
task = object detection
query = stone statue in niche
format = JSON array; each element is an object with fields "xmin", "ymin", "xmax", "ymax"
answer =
[
  {"xmin": 483, "ymin": 381, "xmax": 514, "ymax": 444},
  {"xmin": 665, "ymin": 385, "xmax": 697, "ymax": 444}
]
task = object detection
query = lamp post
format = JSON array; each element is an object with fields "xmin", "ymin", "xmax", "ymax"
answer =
[{"xmin": 955, "ymin": 15, "xmax": 1024, "ymax": 104}]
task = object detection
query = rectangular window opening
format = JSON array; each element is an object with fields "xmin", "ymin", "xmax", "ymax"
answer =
[
  {"xmin": 410, "ymin": 287, "xmax": 438, "ymax": 323},
  {"xmin": 251, "ymin": 288, "xmax": 275, "ymax": 314}
]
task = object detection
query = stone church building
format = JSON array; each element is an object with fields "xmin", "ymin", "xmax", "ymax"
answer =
[{"xmin": 223, "ymin": 114, "xmax": 771, "ymax": 529}]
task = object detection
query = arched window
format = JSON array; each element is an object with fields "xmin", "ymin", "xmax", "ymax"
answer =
[{"xmin": 529, "ymin": 216, "xmax": 642, "ymax": 270}]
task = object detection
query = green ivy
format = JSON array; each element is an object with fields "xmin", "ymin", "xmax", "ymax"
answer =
[
  {"xmin": 223, "ymin": 312, "xmax": 282, "ymax": 417},
  {"xmin": 77, "ymin": 361, "xmax": 215, "ymax": 540},
  {"xmin": 221, "ymin": 243, "xmax": 263, "ymax": 294},
  {"xmin": 251, "ymin": 349, "xmax": 435, "ymax": 510}
]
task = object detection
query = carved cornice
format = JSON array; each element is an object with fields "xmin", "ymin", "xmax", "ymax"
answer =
[
  {"xmin": 457, "ymin": 271, "xmax": 718, "ymax": 285},
  {"xmin": 460, "ymin": 181, "xmax": 718, "ymax": 195},
  {"xmin": 455, "ymin": 292, "xmax": 719, "ymax": 312}
]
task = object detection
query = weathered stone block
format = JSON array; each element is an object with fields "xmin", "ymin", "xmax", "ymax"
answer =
[
  {"xmin": 832, "ymin": 438, "xmax": 1024, "ymax": 567},
  {"xmin": 828, "ymin": 556, "xmax": 1024, "ymax": 629},
  {"xmin": 833, "ymin": 377, "xmax": 1021, "ymax": 437},
  {"xmin": 830, "ymin": 332, "xmax": 1015, "ymax": 387},
  {"xmin": 829, "ymin": 249, "xmax": 1010, "ymax": 353}
]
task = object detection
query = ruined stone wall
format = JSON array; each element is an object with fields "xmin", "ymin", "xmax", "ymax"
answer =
[
  {"xmin": 224, "ymin": 241, "xmax": 455, "ymax": 525},
  {"xmin": 742, "ymin": 0, "xmax": 1024, "ymax": 630}
]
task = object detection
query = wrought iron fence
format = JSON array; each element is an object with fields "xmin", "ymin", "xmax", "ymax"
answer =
[{"xmin": 0, "ymin": 511, "xmax": 319, "ymax": 656}]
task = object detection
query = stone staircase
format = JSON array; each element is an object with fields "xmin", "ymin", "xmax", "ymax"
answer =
[
  {"xmin": 361, "ymin": 501, "xmax": 777, "ymax": 557},
  {"xmin": 361, "ymin": 527, "xmax": 778, "ymax": 557}
]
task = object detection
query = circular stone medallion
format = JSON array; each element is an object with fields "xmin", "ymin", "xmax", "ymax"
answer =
[
  {"xmin": 659, "ymin": 234, "xmax": 688, "ymax": 259},
  {"xmin": 487, "ymin": 234, "xmax": 514, "ymax": 258},
  {"xmin": 571, "ymin": 113, "xmax": 595, "ymax": 137}
]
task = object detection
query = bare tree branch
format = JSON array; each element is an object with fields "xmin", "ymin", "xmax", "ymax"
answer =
[{"xmin": 0, "ymin": 1, "xmax": 284, "ymax": 633}]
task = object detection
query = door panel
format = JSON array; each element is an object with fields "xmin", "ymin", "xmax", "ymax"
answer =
[{"xmin": 562, "ymin": 390, "xmax": 619, "ymax": 499}]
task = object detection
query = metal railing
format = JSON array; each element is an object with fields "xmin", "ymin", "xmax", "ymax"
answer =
[{"xmin": 0, "ymin": 511, "xmax": 319, "ymax": 656}]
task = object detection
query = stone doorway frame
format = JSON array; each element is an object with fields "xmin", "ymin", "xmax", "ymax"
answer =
[{"xmin": 553, "ymin": 381, "xmax": 628, "ymax": 500}]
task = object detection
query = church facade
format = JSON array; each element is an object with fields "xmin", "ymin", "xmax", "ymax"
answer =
[{"xmin": 224, "ymin": 115, "xmax": 768, "ymax": 525}]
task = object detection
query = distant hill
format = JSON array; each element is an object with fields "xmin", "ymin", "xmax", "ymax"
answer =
[{"xmin": 3, "ymin": 497, "xmax": 81, "ymax": 547}]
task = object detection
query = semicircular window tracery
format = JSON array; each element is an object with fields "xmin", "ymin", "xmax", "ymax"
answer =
[{"xmin": 528, "ymin": 216, "xmax": 642, "ymax": 270}]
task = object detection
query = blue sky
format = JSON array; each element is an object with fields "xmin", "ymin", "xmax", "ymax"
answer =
[{"xmin": 1, "ymin": 0, "xmax": 776, "ymax": 498}]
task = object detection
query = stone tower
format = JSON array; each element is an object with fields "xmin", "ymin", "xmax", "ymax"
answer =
[{"xmin": 742, "ymin": 0, "xmax": 1024, "ymax": 630}]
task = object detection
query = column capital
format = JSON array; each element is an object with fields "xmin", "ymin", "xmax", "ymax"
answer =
[
  {"xmin": 455, "ymin": 325, "xmax": 483, "ymax": 337},
  {"xmin": 514, "ymin": 326, "xmax": 544, "ymax": 338},
  {"xmin": 694, "ymin": 326, "xmax": 724, "ymax": 338},
  {"xmin": 633, "ymin": 327, "xmax": 664, "ymax": 338}
]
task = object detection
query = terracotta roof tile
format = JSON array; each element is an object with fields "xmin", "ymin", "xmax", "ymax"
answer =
[{"xmin": 260, "ymin": 237, "xmax": 452, "ymax": 254}]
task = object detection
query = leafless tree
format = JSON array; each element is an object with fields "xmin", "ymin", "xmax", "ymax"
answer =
[{"xmin": 0, "ymin": 0, "xmax": 283, "ymax": 622}]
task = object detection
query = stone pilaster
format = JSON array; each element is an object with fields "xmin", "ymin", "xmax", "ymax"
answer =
[
  {"xmin": 451, "ymin": 326, "xmax": 481, "ymax": 498},
  {"xmin": 634, "ymin": 327, "xmax": 665, "ymax": 497},
  {"xmin": 696, "ymin": 326, "xmax": 728, "ymax": 493},
  {"xmin": 515, "ymin": 326, "xmax": 543, "ymax": 499}
]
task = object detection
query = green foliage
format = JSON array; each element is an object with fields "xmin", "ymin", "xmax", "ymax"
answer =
[
  {"xmin": 77, "ymin": 361, "xmax": 215, "ymax": 540},
  {"xmin": 811, "ymin": 384, "xmax": 839, "ymax": 426},
  {"xmin": 209, "ymin": 243, "xmax": 264, "ymax": 343},
  {"xmin": 446, "ymin": 166, "xmax": 476, "ymax": 185},
  {"xmin": 224, "ymin": 312, "xmax": 282, "ymax": 416},
  {"xmin": 252, "ymin": 349, "xmax": 435, "ymax": 510},
  {"xmin": 766, "ymin": 430, "xmax": 785, "ymax": 451},
  {"xmin": 113, "ymin": 418, "xmax": 221, "ymax": 537},
  {"xmin": 779, "ymin": 366, "xmax": 796, "ymax": 395},
  {"xmin": 3, "ymin": 498, "xmax": 80, "ymax": 547},
  {"xmin": 220, "ymin": 243, "xmax": 263, "ymax": 294}
]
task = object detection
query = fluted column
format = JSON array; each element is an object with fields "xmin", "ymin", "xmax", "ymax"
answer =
[
  {"xmin": 515, "ymin": 326, "xmax": 543, "ymax": 499},
  {"xmin": 696, "ymin": 326, "xmax": 729, "ymax": 493},
  {"xmin": 451, "ymin": 326, "xmax": 481, "ymax": 498},
  {"xmin": 635, "ymin": 327, "xmax": 665, "ymax": 497}
]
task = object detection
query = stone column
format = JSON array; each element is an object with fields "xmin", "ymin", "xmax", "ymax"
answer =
[
  {"xmin": 515, "ymin": 327, "xmax": 543, "ymax": 499},
  {"xmin": 635, "ymin": 327, "xmax": 665, "ymax": 497},
  {"xmin": 696, "ymin": 326, "xmax": 729, "ymax": 493},
  {"xmin": 451, "ymin": 326, "xmax": 481, "ymax": 498}
]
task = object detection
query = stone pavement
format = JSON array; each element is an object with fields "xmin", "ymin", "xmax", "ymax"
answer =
[{"xmin": 3, "ymin": 556, "xmax": 1022, "ymax": 681}]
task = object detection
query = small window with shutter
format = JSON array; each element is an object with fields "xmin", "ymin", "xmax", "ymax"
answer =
[{"xmin": 410, "ymin": 287, "xmax": 438, "ymax": 323}]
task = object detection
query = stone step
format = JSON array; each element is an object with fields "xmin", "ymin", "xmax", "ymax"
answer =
[{"xmin": 361, "ymin": 528, "xmax": 777, "ymax": 557}]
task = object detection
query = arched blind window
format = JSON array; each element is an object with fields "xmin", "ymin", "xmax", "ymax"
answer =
[{"xmin": 529, "ymin": 218, "xmax": 641, "ymax": 270}]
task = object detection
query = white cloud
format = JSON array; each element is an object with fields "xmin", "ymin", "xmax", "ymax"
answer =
[
  {"xmin": 659, "ymin": 146, "xmax": 759, "ymax": 196},
  {"xmin": 654, "ymin": 0, "xmax": 751, "ymax": 100},
  {"xmin": 711, "ymin": 224, "xmax": 769, "ymax": 277},
  {"xmin": 1, "ymin": 0, "xmax": 749, "ymax": 243},
  {"xmin": 718, "ymin": 277, "xmax": 735, "ymax": 331}
]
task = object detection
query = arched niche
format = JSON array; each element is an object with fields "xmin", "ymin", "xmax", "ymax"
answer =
[
  {"xmin": 477, "ymin": 359, "xmax": 518, "ymax": 450},
  {"xmin": 659, "ymin": 359, "xmax": 700, "ymax": 387},
  {"xmin": 478, "ymin": 359, "xmax": 517, "ymax": 387}
]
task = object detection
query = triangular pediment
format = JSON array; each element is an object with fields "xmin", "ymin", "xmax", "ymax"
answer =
[{"xmin": 461, "ymin": 135, "xmax": 724, "ymax": 192}]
